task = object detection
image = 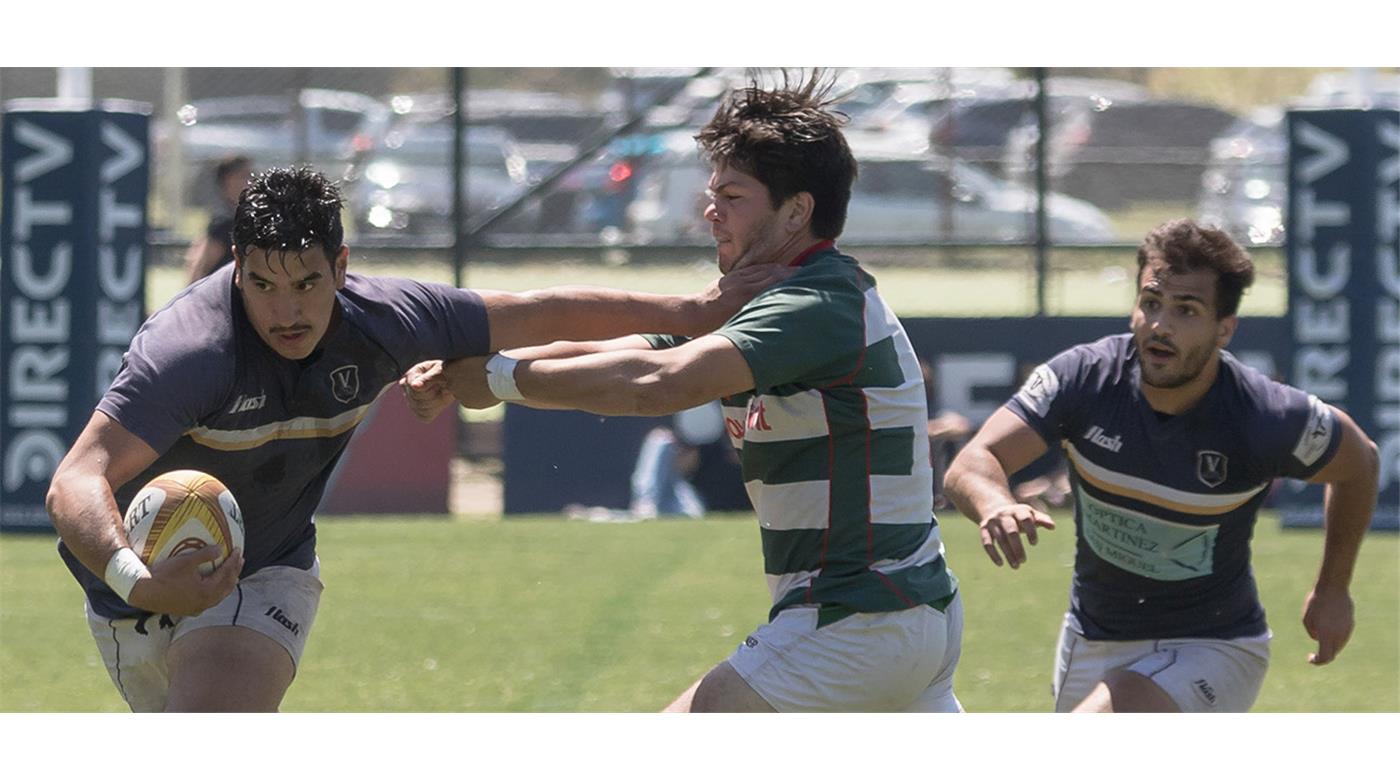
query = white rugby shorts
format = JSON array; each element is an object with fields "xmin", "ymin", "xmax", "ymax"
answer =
[
  {"xmin": 727, "ymin": 594, "xmax": 964, "ymax": 712},
  {"xmin": 1052, "ymin": 614, "xmax": 1270, "ymax": 713},
  {"xmin": 85, "ymin": 560, "xmax": 323, "ymax": 712}
]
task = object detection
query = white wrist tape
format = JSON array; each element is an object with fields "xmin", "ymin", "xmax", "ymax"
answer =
[
  {"xmin": 104, "ymin": 547, "xmax": 150, "ymax": 602},
  {"xmin": 485, "ymin": 354, "xmax": 524, "ymax": 402}
]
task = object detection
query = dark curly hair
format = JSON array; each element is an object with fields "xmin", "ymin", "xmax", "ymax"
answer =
[
  {"xmin": 696, "ymin": 70, "xmax": 857, "ymax": 239},
  {"xmin": 1136, "ymin": 218, "xmax": 1255, "ymax": 318},
  {"xmin": 232, "ymin": 166, "xmax": 345, "ymax": 265}
]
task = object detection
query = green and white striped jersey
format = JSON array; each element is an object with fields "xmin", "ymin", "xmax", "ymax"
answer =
[{"xmin": 649, "ymin": 246, "xmax": 957, "ymax": 621}]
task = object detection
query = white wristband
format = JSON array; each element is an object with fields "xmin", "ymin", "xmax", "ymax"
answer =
[
  {"xmin": 485, "ymin": 354, "xmax": 524, "ymax": 401},
  {"xmin": 104, "ymin": 547, "xmax": 150, "ymax": 603}
]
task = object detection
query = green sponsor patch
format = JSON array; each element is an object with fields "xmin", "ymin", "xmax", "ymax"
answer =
[{"xmin": 1078, "ymin": 488, "xmax": 1217, "ymax": 581}]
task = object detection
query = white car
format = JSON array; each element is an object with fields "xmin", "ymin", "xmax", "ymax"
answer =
[
  {"xmin": 625, "ymin": 130, "xmax": 1115, "ymax": 245},
  {"xmin": 844, "ymin": 149, "xmax": 1116, "ymax": 243},
  {"xmin": 173, "ymin": 89, "xmax": 391, "ymax": 208},
  {"xmin": 347, "ymin": 98, "xmax": 534, "ymax": 236}
]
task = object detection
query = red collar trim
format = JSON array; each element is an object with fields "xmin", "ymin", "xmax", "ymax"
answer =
[{"xmin": 787, "ymin": 239, "xmax": 835, "ymax": 267}]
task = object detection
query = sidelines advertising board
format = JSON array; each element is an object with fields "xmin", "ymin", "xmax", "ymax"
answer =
[
  {"xmin": 0, "ymin": 101, "xmax": 149, "ymax": 530},
  {"xmin": 1284, "ymin": 108, "xmax": 1400, "ymax": 529}
]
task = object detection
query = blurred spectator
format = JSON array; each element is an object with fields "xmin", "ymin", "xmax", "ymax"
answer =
[
  {"xmin": 630, "ymin": 401, "xmax": 726, "ymax": 519},
  {"xmin": 923, "ymin": 357, "xmax": 1069, "ymax": 511},
  {"xmin": 921, "ymin": 359, "xmax": 974, "ymax": 510},
  {"xmin": 929, "ymin": 410, "xmax": 974, "ymax": 510},
  {"xmin": 565, "ymin": 401, "xmax": 727, "ymax": 522},
  {"xmin": 184, "ymin": 155, "xmax": 252, "ymax": 284}
]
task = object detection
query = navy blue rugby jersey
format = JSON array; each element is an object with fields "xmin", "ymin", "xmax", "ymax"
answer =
[
  {"xmin": 60, "ymin": 264, "xmax": 490, "ymax": 619},
  {"xmin": 1005, "ymin": 333, "xmax": 1341, "ymax": 641}
]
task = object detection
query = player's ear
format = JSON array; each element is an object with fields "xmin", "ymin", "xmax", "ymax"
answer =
[
  {"xmin": 783, "ymin": 192, "xmax": 814, "ymax": 234},
  {"xmin": 1216, "ymin": 313, "xmax": 1238, "ymax": 349},
  {"xmin": 333, "ymin": 245, "xmax": 349, "ymax": 288}
]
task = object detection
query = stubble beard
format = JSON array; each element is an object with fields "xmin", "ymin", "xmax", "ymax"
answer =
[
  {"xmin": 1139, "ymin": 340, "xmax": 1213, "ymax": 390},
  {"xmin": 719, "ymin": 215, "xmax": 784, "ymax": 275}
]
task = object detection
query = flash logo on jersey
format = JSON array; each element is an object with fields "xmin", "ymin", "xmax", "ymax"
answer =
[
  {"xmin": 330, "ymin": 365, "xmax": 360, "ymax": 404},
  {"xmin": 1197, "ymin": 450, "xmax": 1228, "ymax": 487},
  {"xmin": 227, "ymin": 393, "xmax": 266, "ymax": 414}
]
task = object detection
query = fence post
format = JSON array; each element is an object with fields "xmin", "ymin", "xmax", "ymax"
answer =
[
  {"xmin": 451, "ymin": 67, "xmax": 467, "ymax": 290},
  {"xmin": 1033, "ymin": 66, "xmax": 1049, "ymax": 317}
]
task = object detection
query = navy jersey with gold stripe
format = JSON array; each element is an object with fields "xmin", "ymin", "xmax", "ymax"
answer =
[
  {"xmin": 1006, "ymin": 334, "xmax": 1340, "ymax": 640},
  {"xmin": 60, "ymin": 264, "xmax": 490, "ymax": 619}
]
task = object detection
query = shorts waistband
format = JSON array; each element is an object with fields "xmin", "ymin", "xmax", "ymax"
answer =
[{"xmin": 815, "ymin": 590, "xmax": 958, "ymax": 629}]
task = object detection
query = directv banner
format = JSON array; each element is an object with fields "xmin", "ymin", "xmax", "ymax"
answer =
[
  {"xmin": 0, "ymin": 102, "xmax": 149, "ymax": 531},
  {"xmin": 1284, "ymin": 109, "xmax": 1400, "ymax": 529}
]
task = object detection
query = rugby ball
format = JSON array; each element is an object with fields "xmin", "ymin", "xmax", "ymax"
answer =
[{"xmin": 122, "ymin": 470, "xmax": 245, "ymax": 573}]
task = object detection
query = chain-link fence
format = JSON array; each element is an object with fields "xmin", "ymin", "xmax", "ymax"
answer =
[{"xmin": 2, "ymin": 66, "xmax": 1394, "ymax": 306}]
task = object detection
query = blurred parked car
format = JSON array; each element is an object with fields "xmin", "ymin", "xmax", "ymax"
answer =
[
  {"xmin": 1196, "ymin": 109, "xmax": 1287, "ymax": 246},
  {"xmin": 172, "ymin": 89, "xmax": 390, "ymax": 208},
  {"xmin": 845, "ymin": 69, "xmax": 1020, "ymax": 137},
  {"xmin": 1196, "ymin": 73, "xmax": 1396, "ymax": 247},
  {"xmin": 928, "ymin": 78, "xmax": 1150, "ymax": 169},
  {"xmin": 625, "ymin": 130, "xmax": 1116, "ymax": 245},
  {"xmin": 844, "ymin": 144, "xmax": 1117, "ymax": 244},
  {"xmin": 1011, "ymin": 98, "xmax": 1239, "ymax": 209},
  {"xmin": 378, "ymin": 89, "xmax": 630, "ymax": 235},
  {"xmin": 1303, "ymin": 70, "xmax": 1400, "ymax": 110},
  {"xmin": 599, "ymin": 67, "xmax": 710, "ymax": 120},
  {"xmin": 347, "ymin": 102, "xmax": 535, "ymax": 237},
  {"xmin": 460, "ymin": 89, "xmax": 611, "ymax": 176}
]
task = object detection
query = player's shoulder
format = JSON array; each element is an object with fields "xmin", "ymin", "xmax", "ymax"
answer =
[
  {"xmin": 130, "ymin": 267, "xmax": 237, "ymax": 368},
  {"xmin": 1217, "ymin": 351, "xmax": 1338, "ymax": 472},
  {"xmin": 1045, "ymin": 333, "xmax": 1132, "ymax": 384},
  {"xmin": 341, "ymin": 272, "xmax": 432, "ymax": 304},
  {"xmin": 806, "ymin": 247, "xmax": 870, "ymax": 287},
  {"xmin": 758, "ymin": 250, "xmax": 867, "ymax": 307},
  {"xmin": 1218, "ymin": 350, "xmax": 1315, "ymax": 421},
  {"xmin": 340, "ymin": 272, "xmax": 480, "ymax": 322},
  {"xmin": 1014, "ymin": 335, "xmax": 1129, "ymax": 418}
]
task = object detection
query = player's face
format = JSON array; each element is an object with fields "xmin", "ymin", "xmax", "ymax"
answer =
[
  {"xmin": 703, "ymin": 165, "xmax": 797, "ymax": 274},
  {"xmin": 235, "ymin": 246, "xmax": 348, "ymax": 360},
  {"xmin": 1130, "ymin": 257, "xmax": 1236, "ymax": 390}
]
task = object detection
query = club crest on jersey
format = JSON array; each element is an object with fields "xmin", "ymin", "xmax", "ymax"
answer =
[
  {"xmin": 746, "ymin": 398, "xmax": 773, "ymax": 432},
  {"xmin": 330, "ymin": 364, "xmax": 360, "ymax": 403},
  {"xmin": 1196, "ymin": 450, "xmax": 1228, "ymax": 488},
  {"xmin": 1016, "ymin": 363, "xmax": 1059, "ymax": 417}
]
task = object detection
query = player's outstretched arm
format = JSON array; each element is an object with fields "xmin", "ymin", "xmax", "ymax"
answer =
[
  {"xmin": 943, "ymin": 407, "xmax": 1057, "ymax": 569},
  {"xmin": 399, "ymin": 360, "xmax": 455, "ymax": 422},
  {"xmin": 447, "ymin": 334, "xmax": 753, "ymax": 417},
  {"xmin": 46, "ymin": 412, "xmax": 241, "ymax": 616},
  {"xmin": 399, "ymin": 336, "xmax": 656, "ymax": 421},
  {"xmin": 477, "ymin": 264, "xmax": 790, "ymax": 352},
  {"xmin": 1300, "ymin": 406, "xmax": 1380, "ymax": 666}
]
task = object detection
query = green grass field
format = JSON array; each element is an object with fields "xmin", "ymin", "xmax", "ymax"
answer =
[{"xmin": 3, "ymin": 510, "xmax": 1395, "ymax": 712}]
